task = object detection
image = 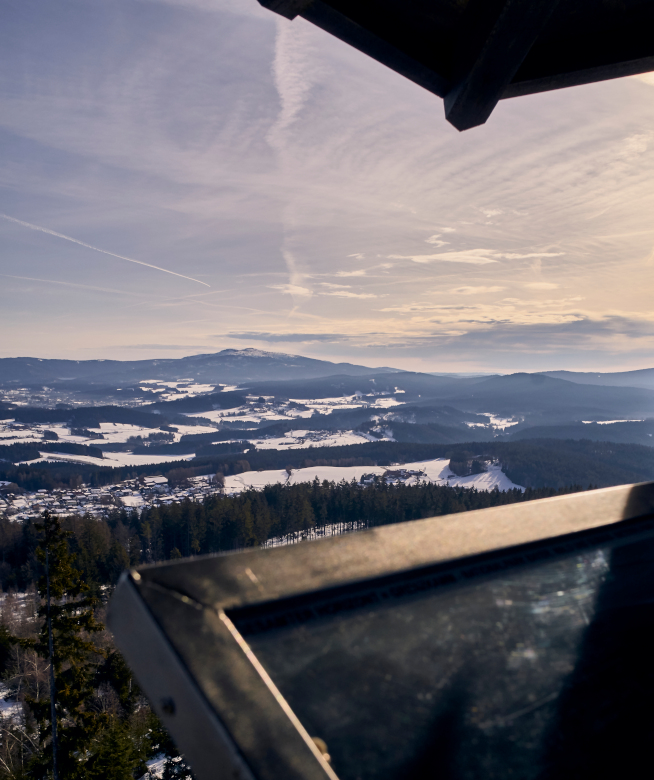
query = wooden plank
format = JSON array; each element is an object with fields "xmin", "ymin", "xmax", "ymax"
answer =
[{"xmin": 444, "ymin": 0, "xmax": 561, "ymax": 131}]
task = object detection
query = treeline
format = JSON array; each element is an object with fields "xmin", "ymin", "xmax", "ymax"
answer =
[
  {"xmin": 146, "ymin": 390, "xmax": 246, "ymax": 414},
  {"xmin": 0, "ymin": 403, "xmax": 212, "ymax": 430},
  {"xmin": 0, "ymin": 480, "xmax": 579, "ymax": 592},
  {"xmin": 372, "ymin": 420, "xmax": 495, "ymax": 444},
  {"xmin": 3, "ymin": 439, "xmax": 654, "ymax": 493},
  {"xmin": 132, "ymin": 440, "xmax": 250, "ymax": 457},
  {"xmin": 0, "ymin": 441, "xmax": 104, "ymax": 463}
]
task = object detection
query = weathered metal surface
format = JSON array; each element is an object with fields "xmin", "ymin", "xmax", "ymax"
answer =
[{"xmin": 108, "ymin": 482, "xmax": 654, "ymax": 779}]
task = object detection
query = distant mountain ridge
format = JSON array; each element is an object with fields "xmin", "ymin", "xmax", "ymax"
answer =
[
  {"xmin": 0, "ymin": 348, "xmax": 401, "ymax": 386},
  {"xmin": 543, "ymin": 367, "xmax": 654, "ymax": 391}
]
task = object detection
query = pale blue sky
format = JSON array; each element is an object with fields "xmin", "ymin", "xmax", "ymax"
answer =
[{"xmin": 2, "ymin": 0, "xmax": 654, "ymax": 372}]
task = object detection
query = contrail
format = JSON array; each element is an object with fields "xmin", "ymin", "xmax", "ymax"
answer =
[
  {"xmin": 0, "ymin": 213, "xmax": 210, "ymax": 287},
  {"xmin": 0, "ymin": 274, "xmax": 152, "ymax": 297}
]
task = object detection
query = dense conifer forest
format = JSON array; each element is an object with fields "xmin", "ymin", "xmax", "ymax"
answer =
[
  {"xmin": 0, "ymin": 479, "xmax": 589, "ymax": 777},
  {"xmin": 2, "ymin": 438, "xmax": 653, "ymax": 493},
  {"xmin": 0, "ymin": 479, "xmax": 579, "ymax": 593}
]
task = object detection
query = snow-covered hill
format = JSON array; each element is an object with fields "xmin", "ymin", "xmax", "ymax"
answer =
[{"xmin": 223, "ymin": 458, "xmax": 523, "ymax": 494}]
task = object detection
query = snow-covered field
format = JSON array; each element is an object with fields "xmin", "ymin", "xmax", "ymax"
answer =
[
  {"xmin": 224, "ymin": 458, "xmax": 524, "ymax": 494},
  {"xmin": 0, "ymin": 423, "xmax": 43, "ymax": 443},
  {"xmin": 186, "ymin": 393, "xmax": 402, "ymax": 426},
  {"xmin": 582, "ymin": 419, "xmax": 644, "ymax": 424},
  {"xmin": 188, "ymin": 409, "xmax": 285, "ymax": 424},
  {"xmin": 22, "ymin": 451, "xmax": 196, "ymax": 467},
  {"xmin": 250, "ymin": 429, "xmax": 382, "ymax": 449},
  {"xmin": 138, "ymin": 379, "xmax": 217, "ymax": 402},
  {"xmin": 92, "ymin": 421, "xmax": 217, "ymax": 442},
  {"xmin": 0, "ymin": 419, "xmax": 218, "ymax": 446},
  {"xmin": 465, "ymin": 413, "xmax": 520, "ymax": 430},
  {"xmin": 292, "ymin": 393, "xmax": 403, "ymax": 415}
]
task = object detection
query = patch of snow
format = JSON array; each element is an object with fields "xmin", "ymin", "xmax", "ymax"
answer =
[
  {"xmin": 224, "ymin": 470, "xmax": 290, "ymax": 492},
  {"xmin": 480, "ymin": 413, "xmax": 520, "ymax": 429},
  {"xmin": 287, "ymin": 465, "xmax": 386, "ymax": 485},
  {"xmin": 450, "ymin": 462, "xmax": 523, "ymax": 491},
  {"xmin": 120, "ymin": 495, "xmax": 145, "ymax": 508},
  {"xmin": 186, "ymin": 408, "xmax": 281, "ymax": 424},
  {"xmin": 252, "ymin": 429, "xmax": 377, "ymax": 449},
  {"xmin": 20, "ymin": 452, "xmax": 195, "ymax": 467},
  {"xmin": 16, "ymin": 452, "xmax": 105, "ymax": 466},
  {"xmin": 581, "ymin": 419, "xmax": 644, "ymax": 424},
  {"xmin": 290, "ymin": 394, "xmax": 402, "ymax": 415},
  {"xmin": 138, "ymin": 379, "xmax": 215, "ymax": 402},
  {"xmin": 0, "ymin": 683, "xmax": 23, "ymax": 724},
  {"xmin": 369, "ymin": 397, "xmax": 403, "ymax": 409},
  {"xmin": 140, "ymin": 754, "xmax": 166, "ymax": 780}
]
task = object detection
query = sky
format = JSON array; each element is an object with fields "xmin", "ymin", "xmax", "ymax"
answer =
[{"xmin": 1, "ymin": 0, "xmax": 654, "ymax": 373}]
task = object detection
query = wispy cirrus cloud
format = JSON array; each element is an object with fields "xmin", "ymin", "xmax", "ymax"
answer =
[
  {"xmin": 3, "ymin": 2, "xmax": 654, "ymax": 370},
  {"xmin": 270, "ymin": 283, "xmax": 313, "ymax": 297},
  {"xmin": 227, "ymin": 332, "xmax": 344, "ymax": 342},
  {"xmin": 272, "ymin": 282, "xmax": 376, "ymax": 299},
  {"xmin": 425, "ymin": 235, "xmax": 450, "ymax": 247},
  {"xmin": 450, "ymin": 286, "xmax": 506, "ymax": 294},
  {"xmin": 388, "ymin": 249, "xmax": 564, "ymax": 265},
  {"xmin": 379, "ymin": 296, "xmax": 585, "ymax": 327},
  {"xmin": 321, "ymin": 290, "xmax": 377, "ymax": 299}
]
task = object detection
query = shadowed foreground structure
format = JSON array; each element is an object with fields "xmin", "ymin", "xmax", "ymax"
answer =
[
  {"xmin": 259, "ymin": 0, "xmax": 654, "ymax": 130},
  {"xmin": 109, "ymin": 482, "xmax": 654, "ymax": 779}
]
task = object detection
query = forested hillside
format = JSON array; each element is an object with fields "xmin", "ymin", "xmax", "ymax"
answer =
[
  {"xmin": 0, "ymin": 480, "xmax": 576, "ymax": 592},
  {"xmin": 2, "ymin": 439, "xmax": 652, "ymax": 492}
]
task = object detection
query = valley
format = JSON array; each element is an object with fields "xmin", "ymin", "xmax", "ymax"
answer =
[{"xmin": 4, "ymin": 348, "xmax": 654, "ymax": 522}]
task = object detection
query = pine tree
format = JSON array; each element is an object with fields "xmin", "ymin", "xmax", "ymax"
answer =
[
  {"xmin": 86, "ymin": 717, "xmax": 143, "ymax": 780},
  {"xmin": 24, "ymin": 511, "xmax": 105, "ymax": 780}
]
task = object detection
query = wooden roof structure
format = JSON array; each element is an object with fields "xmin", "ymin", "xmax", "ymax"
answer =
[{"xmin": 258, "ymin": 0, "xmax": 654, "ymax": 130}]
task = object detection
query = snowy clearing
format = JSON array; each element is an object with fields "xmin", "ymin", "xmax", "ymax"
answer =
[
  {"xmin": 292, "ymin": 394, "xmax": 403, "ymax": 415},
  {"xmin": 185, "ymin": 393, "xmax": 403, "ymax": 425},
  {"xmin": 138, "ymin": 379, "xmax": 217, "ymax": 402},
  {"xmin": 186, "ymin": 408, "xmax": 288, "ymax": 424},
  {"xmin": 251, "ymin": 429, "xmax": 381, "ymax": 449},
  {"xmin": 480, "ymin": 413, "xmax": 520, "ymax": 429},
  {"xmin": 0, "ymin": 419, "xmax": 218, "ymax": 448},
  {"xmin": 582, "ymin": 419, "xmax": 644, "ymax": 424},
  {"xmin": 20, "ymin": 451, "xmax": 195, "ymax": 468},
  {"xmin": 224, "ymin": 458, "xmax": 523, "ymax": 494}
]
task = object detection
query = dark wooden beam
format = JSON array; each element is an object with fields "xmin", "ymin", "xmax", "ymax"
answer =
[
  {"xmin": 302, "ymin": 0, "xmax": 449, "ymax": 98},
  {"xmin": 257, "ymin": 0, "xmax": 315, "ymax": 21},
  {"xmin": 444, "ymin": 0, "xmax": 561, "ymax": 131},
  {"xmin": 503, "ymin": 55, "xmax": 654, "ymax": 100}
]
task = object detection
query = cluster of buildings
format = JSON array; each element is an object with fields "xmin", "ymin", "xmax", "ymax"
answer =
[{"xmin": 0, "ymin": 475, "xmax": 226, "ymax": 523}]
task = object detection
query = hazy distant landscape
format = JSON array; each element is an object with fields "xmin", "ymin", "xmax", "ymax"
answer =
[
  {"xmin": 4, "ymin": 0, "xmax": 654, "ymax": 773},
  {"xmin": 4, "ymin": 347, "xmax": 654, "ymax": 523}
]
